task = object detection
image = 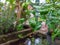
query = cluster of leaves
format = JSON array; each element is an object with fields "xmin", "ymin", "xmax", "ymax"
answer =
[
  {"xmin": 52, "ymin": 27, "xmax": 60, "ymax": 41},
  {"xmin": 28, "ymin": 17, "xmax": 41, "ymax": 32},
  {"xmin": 16, "ymin": 18, "xmax": 25, "ymax": 38},
  {"xmin": 39, "ymin": 2, "xmax": 60, "ymax": 40},
  {"xmin": 22, "ymin": 3, "xmax": 41, "ymax": 32},
  {"xmin": 16, "ymin": 18, "xmax": 25, "ymax": 31}
]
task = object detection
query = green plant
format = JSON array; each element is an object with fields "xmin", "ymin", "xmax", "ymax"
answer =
[
  {"xmin": 16, "ymin": 18, "xmax": 25, "ymax": 38},
  {"xmin": 0, "ymin": 2, "xmax": 16, "ymax": 34},
  {"xmin": 28, "ymin": 17, "xmax": 41, "ymax": 32},
  {"xmin": 52, "ymin": 28, "xmax": 60, "ymax": 41},
  {"xmin": 45, "ymin": 5, "xmax": 60, "ymax": 41},
  {"xmin": 27, "ymin": 1, "xmax": 60, "ymax": 41},
  {"xmin": 16, "ymin": 18, "xmax": 25, "ymax": 31}
]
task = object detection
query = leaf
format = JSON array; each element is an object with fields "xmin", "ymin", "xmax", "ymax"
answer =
[
  {"xmin": 29, "ymin": 18, "xmax": 36, "ymax": 29},
  {"xmin": 18, "ymin": 18, "xmax": 25, "ymax": 24},
  {"xmin": 6, "ymin": 0, "xmax": 14, "ymax": 4},
  {"xmin": 34, "ymin": 24, "xmax": 41, "ymax": 31},
  {"xmin": 22, "ymin": 2, "xmax": 30, "ymax": 10},
  {"xmin": 46, "ymin": 0, "xmax": 50, "ymax": 3}
]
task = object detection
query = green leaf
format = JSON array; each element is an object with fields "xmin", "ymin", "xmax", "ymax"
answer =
[
  {"xmin": 6, "ymin": 0, "xmax": 14, "ymax": 4},
  {"xmin": 18, "ymin": 18, "xmax": 25, "ymax": 24}
]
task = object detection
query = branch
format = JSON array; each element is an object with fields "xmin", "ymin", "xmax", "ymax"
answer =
[
  {"xmin": 0, "ymin": 39, "xmax": 19, "ymax": 45},
  {"xmin": 23, "ymin": 31, "xmax": 46, "ymax": 38},
  {"xmin": 0, "ymin": 28, "xmax": 31, "ymax": 38}
]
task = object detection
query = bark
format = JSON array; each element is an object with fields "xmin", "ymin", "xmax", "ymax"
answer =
[{"xmin": 16, "ymin": 0, "xmax": 21, "ymax": 20}]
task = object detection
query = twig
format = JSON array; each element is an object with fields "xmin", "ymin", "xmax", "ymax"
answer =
[
  {"xmin": 0, "ymin": 38, "xmax": 19, "ymax": 45},
  {"xmin": 23, "ymin": 31, "xmax": 47, "ymax": 38},
  {"xmin": 0, "ymin": 28, "xmax": 31, "ymax": 38}
]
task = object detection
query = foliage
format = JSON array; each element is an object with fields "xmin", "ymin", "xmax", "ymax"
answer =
[
  {"xmin": 24, "ymin": 1, "xmax": 60, "ymax": 40},
  {"xmin": 22, "ymin": 3, "xmax": 41, "ymax": 32},
  {"xmin": 39, "ymin": 2, "xmax": 60, "ymax": 41},
  {"xmin": 0, "ymin": 0, "xmax": 60, "ymax": 40},
  {"xmin": 21, "ymin": 1, "xmax": 60, "ymax": 36},
  {"xmin": 46, "ymin": 0, "xmax": 60, "ymax": 3},
  {"xmin": 52, "ymin": 28, "xmax": 60, "ymax": 41},
  {"xmin": 0, "ymin": 2, "xmax": 16, "ymax": 34},
  {"xmin": 22, "ymin": 2, "xmax": 30, "ymax": 10},
  {"xmin": 16, "ymin": 18, "xmax": 25, "ymax": 31},
  {"xmin": 16, "ymin": 18, "xmax": 25, "ymax": 38},
  {"xmin": 17, "ymin": 0, "xmax": 60, "ymax": 40},
  {"xmin": 6, "ymin": 0, "xmax": 15, "ymax": 4},
  {"xmin": 28, "ymin": 17, "xmax": 41, "ymax": 32}
]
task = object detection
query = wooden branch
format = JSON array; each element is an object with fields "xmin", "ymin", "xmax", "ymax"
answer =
[
  {"xmin": 0, "ymin": 29, "xmax": 47, "ymax": 45},
  {"xmin": 23, "ymin": 32, "xmax": 33, "ymax": 38},
  {"xmin": 23, "ymin": 31, "xmax": 47, "ymax": 38},
  {"xmin": 16, "ymin": 0, "xmax": 22, "ymax": 20},
  {"xmin": 0, "ymin": 38, "xmax": 19, "ymax": 45},
  {"xmin": 0, "ymin": 28, "xmax": 31, "ymax": 38}
]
